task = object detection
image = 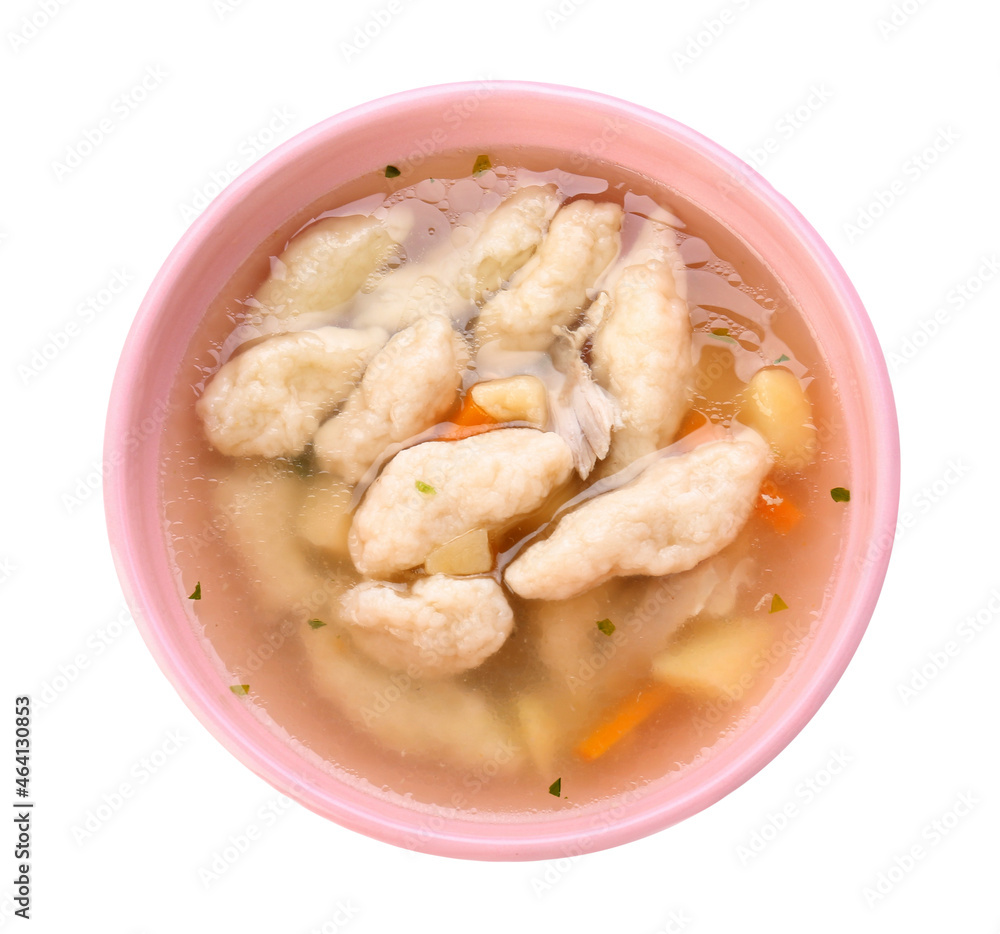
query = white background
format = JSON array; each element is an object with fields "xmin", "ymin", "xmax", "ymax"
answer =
[{"xmin": 2, "ymin": 0, "xmax": 997, "ymax": 930}]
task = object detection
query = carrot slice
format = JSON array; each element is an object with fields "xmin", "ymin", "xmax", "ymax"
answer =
[
  {"xmin": 674, "ymin": 408, "xmax": 708, "ymax": 440},
  {"xmin": 451, "ymin": 397, "xmax": 497, "ymax": 428},
  {"xmin": 574, "ymin": 683, "xmax": 673, "ymax": 762},
  {"xmin": 434, "ymin": 422, "xmax": 501, "ymax": 443},
  {"xmin": 432, "ymin": 395, "xmax": 501, "ymax": 442},
  {"xmin": 754, "ymin": 478, "xmax": 803, "ymax": 534}
]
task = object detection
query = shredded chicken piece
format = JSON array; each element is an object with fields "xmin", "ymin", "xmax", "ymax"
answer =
[{"xmin": 548, "ymin": 327, "xmax": 621, "ymax": 478}]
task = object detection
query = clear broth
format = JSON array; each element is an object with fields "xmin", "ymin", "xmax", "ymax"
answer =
[{"xmin": 160, "ymin": 147, "xmax": 849, "ymax": 816}]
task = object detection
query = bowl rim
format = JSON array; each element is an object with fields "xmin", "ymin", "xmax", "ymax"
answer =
[{"xmin": 105, "ymin": 79, "xmax": 900, "ymax": 861}]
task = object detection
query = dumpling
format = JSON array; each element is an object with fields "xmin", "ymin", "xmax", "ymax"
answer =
[
  {"xmin": 349, "ymin": 428, "xmax": 574, "ymax": 577},
  {"xmin": 474, "ymin": 200, "xmax": 623, "ymax": 351},
  {"xmin": 252, "ymin": 215, "xmax": 398, "ymax": 327},
  {"xmin": 301, "ymin": 621, "xmax": 521, "ymax": 770},
  {"xmin": 349, "ymin": 245, "xmax": 468, "ymax": 332},
  {"xmin": 524, "ymin": 555, "xmax": 751, "ymax": 701},
  {"xmin": 591, "ymin": 222, "xmax": 694, "ymax": 473},
  {"xmin": 505, "ymin": 432, "xmax": 771, "ymax": 601},
  {"xmin": 210, "ymin": 462, "xmax": 348, "ymax": 618},
  {"xmin": 313, "ymin": 315, "xmax": 469, "ymax": 482},
  {"xmin": 196, "ymin": 326, "xmax": 386, "ymax": 458},
  {"xmin": 348, "ymin": 185, "xmax": 561, "ymax": 333},
  {"xmin": 341, "ymin": 576, "xmax": 514, "ymax": 678},
  {"xmin": 457, "ymin": 184, "xmax": 562, "ymax": 301},
  {"xmin": 521, "ymin": 581, "xmax": 627, "ymax": 687}
]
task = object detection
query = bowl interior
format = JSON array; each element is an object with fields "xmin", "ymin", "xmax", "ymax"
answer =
[{"xmin": 105, "ymin": 81, "xmax": 899, "ymax": 860}]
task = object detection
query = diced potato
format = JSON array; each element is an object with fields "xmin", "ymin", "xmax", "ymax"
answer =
[
  {"xmin": 297, "ymin": 474, "xmax": 353, "ymax": 558},
  {"xmin": 423, "ymin": 528, "xmax": 492, "ymax": 576},
  {"xmin": 470, "ymin": 375, "xmax": 548, "ymax": 428},
  {"xmin": 515, "ymin": 692, "xmax": 562, "ymax": 777},
  {"xmin": 651, "ymin": 617, "xmax": 777, "ymax": 698},
  {"xmin": 738, "ymin": 366, "xmax": 817, "ymax": 469}
]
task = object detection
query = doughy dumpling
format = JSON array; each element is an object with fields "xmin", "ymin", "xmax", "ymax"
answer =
[
  {"xmin": 350, "ymin": 428, "xmax": 574, "ymax": 577},
  {"xmin": 197, "ymin": 326, "xmax": 386, "ymax": 458},
  {"xmin": 457, "ymin": 184, "xmax": 562, "ymax": 301},
  {"xmin": 252, "ymin": 215, "xmax": 397, "ymax": 326},
  {"xmin": 591, "ymin": 224, "xmax": 694, "ymax": 473},
  {"xmin": 301, "ymin": 622, "xmax": 521, "ymax": 769},
  {"xmin": 341, "ymin": 576, "xmax": 514, "ymax": 678},
  {"xmin": 505, "ymin": 432, "xmax": 771, "ymax": 601},
  {"xmin": 211, "ymin": 462, "xmax": 346, "ymax": 618},
  {"xmin": 313, "ymin": 315, "xmax": 469, "ymax": 482},
  {"xmin": 474, "ymin": 200, "xmax": 623, "ymax": 351},
  {"xmin": 601, "ymin": 215, "xmax": 687, "ymax": 298},
  {"xmin": 523, "ymin": 581, "xmax": 626, "ymax": 687},
  {"xmin": 527, "ymin": 555, "xmax": 751, "ymax": 696},
  {"xmin": 349, "ymin": 186, "xmax": 560, "ymax": 333},
  {"xmin": 350, "ymin": 247, "xmax": 468, "ymax": 332}
]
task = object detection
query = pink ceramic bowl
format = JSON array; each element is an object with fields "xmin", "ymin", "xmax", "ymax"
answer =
[{"xmin": 105, "ymin": 81, "xmax": 899, "ymax": 860}]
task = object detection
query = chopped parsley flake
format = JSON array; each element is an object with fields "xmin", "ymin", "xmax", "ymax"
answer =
[
  {"xmin": 308, "ymin": 619, "xmax": 327, "ymax": 629},
  {"xmin": 188, "ymin": 582, "xmax": 202, "ymax": 600},
  {"xmin": 769, "ymin": 593, "xmax": 789, "ymax": 614},
  {"xmin": 385, "ymin": 165, "xmax": 401, "ymax": 178},
  {"xmin": 710, "ymin": 327, "xmax": 736, "ymax": 343},
  {"xmin": 775, "ymin": 354, "xmax": 790, "ymax": 363},
  {"xmin": 548, "ymin": 777, "xmax": 561, "ymax": 797},
  {"xmin": 830, "ymin": 487, "xmax": 851, "ymax": 503},
  {"xmin": 415, "ymin": 480, "xmax": 437, "ymax": 494},
  {"xmin": 596, "ymin": 618, "xmax": 616, "ymax": 636},
  {"xmin": 472, "ymin": 154, "xmax": 492, "ymax": 175},
  {"xmin": 289, "ymin": 450, "xmax": 313, "ymax": 478},
  {"xmin": 229, "ymin": 684, "xmax": 250, "ymax": 696}
]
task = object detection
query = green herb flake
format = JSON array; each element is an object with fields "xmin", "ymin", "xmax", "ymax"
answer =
[
  {"xmin": 830, "ymin": 487, "xmax": 851, "ymax": 503},
  {"xmin": 548, "ymin": 777, "xmax": 561, "ymax": 797},
  {"xmin": 769, "ymin": 593, "xmax": 789, "ymax": 614},
  {"xmin": 415, "ymin": 480, "xmax": 437, "ymax": 495},
  {"xmin": 596, "ymin": 618, "xmax": 616, "ymax": 636},
  {"xmin": 307, "ymin": 618, "xmax": 327, "ymax": 629},
  {"xmin": 229, "ymin": 684, "xmax": 250, "ymax": 696},
  {"xmin": 775, "ymin": 354, "xmax": 790, "ymax": 363},
  {"xmin": 188, "ymin": 582, "xmax": 202, "ymax": 601},
  {"xmin": 289, "ymin": 449, "xmax": 313, "ymax": 478},
  {"xmin": 710, "ymin": 327, "xmax": 736, "ymax": 343},
  {"xmin": 384, "ymin": 165, "xmax": 401, "ymax": 178},
  {"xmin": 472, "ymin": 154, "xmax": 492, "ymax": 175}
]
